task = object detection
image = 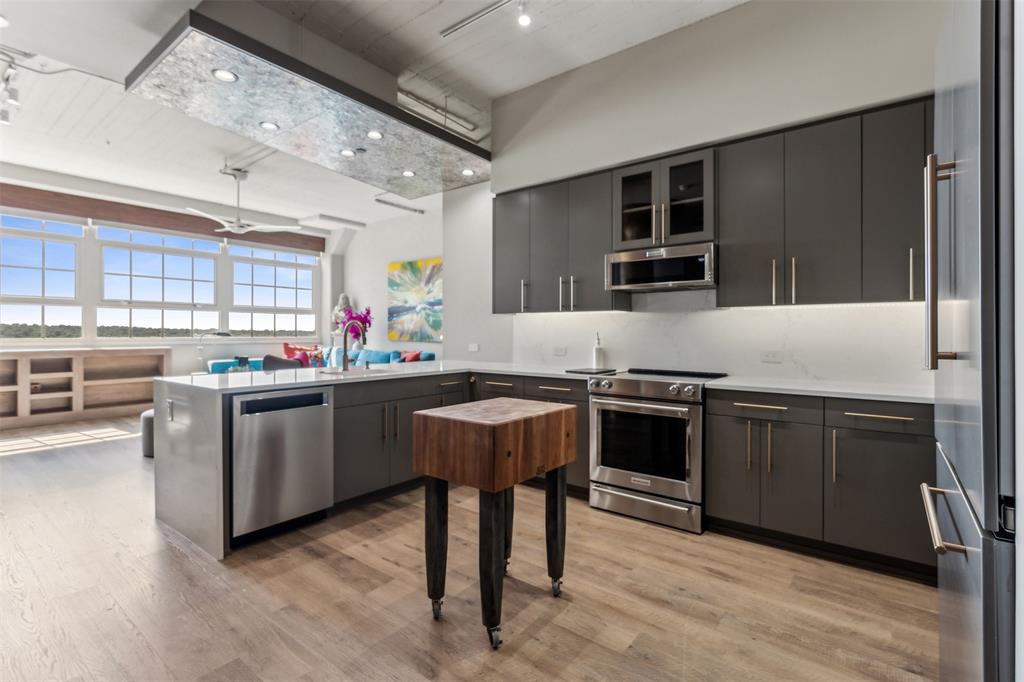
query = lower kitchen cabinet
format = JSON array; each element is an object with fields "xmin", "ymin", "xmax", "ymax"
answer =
[
  {"xmin": 824, "ymin": 427, "xmax": 936, "ymax": 566},
  {"xmin": 552, "ymin": 398, "xmax": 590, "ymax": 490},
  {"xmin": 706, "ymin": 415, "xmax": 760, "ymax": 526},
  {"xmin": 334, "ymin": 402, "xmax": 390, "ymax": 503},
  {"xmin": 759, "ymin": 421, "xmax": 823, "ymax": 540},
  {"xmin": 390, "ymin": 395, "xmax": 443, "ymax": 486}
]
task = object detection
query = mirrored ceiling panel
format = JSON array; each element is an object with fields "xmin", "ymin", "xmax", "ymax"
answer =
[{"xmin": 128, "ymin": 15, "xmax": 490, "ymax": 200}]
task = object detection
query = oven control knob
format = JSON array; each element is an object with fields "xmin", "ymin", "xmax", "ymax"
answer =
[
  {"xmin": 600, "ymin": 379, "xmax": 613, "ymax": 389},
  {"xmin": 668, "ymin": 384, "xmax": 681, "ymax": 395},
  {"xmin": 683, "ymin": 384, "xmax": 696, "ymax": 397},
  {"xmin": 588, "ymin": 379, "xmax": 600, "ymax": 390}
]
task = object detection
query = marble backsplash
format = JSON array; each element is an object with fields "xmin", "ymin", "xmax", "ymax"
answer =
[{"xmin": 511, "ymin": 289, "xmax": 934, "ymax": 391}]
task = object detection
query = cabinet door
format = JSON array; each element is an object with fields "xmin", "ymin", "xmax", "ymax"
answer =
[
  {"xmin": 760, "ymin": 421, "xmax": 823, "ymax": 539},
  {"xmin": 862, "ymin": 102, "xmax": 926, "ymax": 302},
  {"xmin": 493, "ymin": 190, "xmax": 531, "ymax": 313},
  {"xmin": 659, "ymin": 149, "xmax": 715, "ymax": 245},
  {"xmin": 334, "ymin": 402, "xmax": 390, "ymax": 503},
  {"xmin": 717, "ymin": 134, "xmax": 785, "ymax": 307},
  {"xmin": 784, "ymin": 117, "xmax": 862, "ymax": 304},
  {"xmin": 568, "ymin": 173, "xmax": 623, "ymax": 311},
  {"xmin": 612, "ymin": 161, "xmax": 659, "ymax": 251},
  {"xmin": 390, "ymin": 395, "xmax": 444, "ymax": 486},
  {"xmin": 824, "ymin": 428, "xmax": 936, "ymax": 565},
  {"xmin": 563, "ymin": 399, "xmax": 590, "ymax": 489},
  {"xmin": 706, "ymin": 415, "xmax": 760, "ymax": 526},
  {"xmin": 528, "ymin": 182, "xmax": 570, "ymax": 312}
]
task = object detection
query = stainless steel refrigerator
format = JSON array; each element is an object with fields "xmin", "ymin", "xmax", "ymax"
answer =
[{"xmin": 926, "ymin": 0, "xmax": 1015, "ymax": 679}]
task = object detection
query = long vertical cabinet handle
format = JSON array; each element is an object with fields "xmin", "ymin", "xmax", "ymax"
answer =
[
  {"xmin": 746, "ymin": 420, "xmax": 752, "ymax": 471},
  {"xmin": 520, "ymin": 279, "xmax": 527, "ymax": 312},
  {"xmin": 569, "ymin": 275, "xmax": 576, "ymax": 311},
  {"xmin": 831, "ymin": 429, "xmax": 838, "ymax": 483},
  {"xmin": 661, "ymin": 203, "xmax": 666, "ymax": 244},
  {"xmin": 393, "ymin": 404, "xmax": 399, "ymax": 440},
  {"xmin": 924, "ymin": 153, "xmax": 958, "ymax": 369},
  {"xmin": 651, "ymin": 205, "xmax": 657, "ymax": 245},
  {"xmin": 908, "ymin": 247, "xmax": 914, "ymax": 301},
  {"xmin": 382, "ymin": 404, "xmax": 388, "ymax": 441},
  {"xmin": 558, "ymin": 276, "xmax": 564, "ymax": 312},
  {"xmin": 766, "ymin": 422, "xmax": 773, "ymax": 473},
  {"xmin": 790, "ymin": 257, "xmax": 796, "ymax": 305},
  {"xmin": 771, "ymin": 259, "xmax": 777, "ymax": 305}
]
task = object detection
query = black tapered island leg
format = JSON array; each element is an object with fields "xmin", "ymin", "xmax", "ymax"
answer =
[
  {"xmin": 545, "ymin": 466, "xmax": 567, "ymax": 597},
  {"xmin": 503, "ymin": 486, "xmax": 514, "ymax": 574},
  {"xmin": 424, "ymin": 476, "xmax": 448, "ymax": 620},
  {"xmin": 479, "ymin": 489, "xmax": 506, "ymax": 649}
]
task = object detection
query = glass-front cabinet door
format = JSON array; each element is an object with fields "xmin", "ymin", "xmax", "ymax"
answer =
[
  {"xmin": 659, "ymin": 149, "xmax": 715, "ymax": 246},
  {"xmin": 611, "ymin": 161, "xmax": 659, "ymax": 251}
]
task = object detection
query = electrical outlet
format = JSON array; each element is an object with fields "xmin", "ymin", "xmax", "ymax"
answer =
[
  {"xmin": 467, "ymin": 343, "xmax": 479, "ymax": 352},
  {"xmin": 553, "ymin": 346, "xmax": 568, "ymax": 357},
  {"xmin": 760, "ymin": 350, "xmax": 784, "ymax": 364}
]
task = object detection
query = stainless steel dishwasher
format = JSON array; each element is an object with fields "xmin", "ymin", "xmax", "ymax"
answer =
[{"xmin": 232, "ymin": 387, "xmax": 333, "ymax": 537}]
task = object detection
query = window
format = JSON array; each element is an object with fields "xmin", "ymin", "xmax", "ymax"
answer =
[
  {"xmin": 229, "ymin": 244, "xmax": 317, "ymax": 337},
  {"xmin": 97, "ymin": 225, "xmax": 219, "ymax": 253},
  {"xmin": 102, "ymin": 247, "xmax": 215, "ymax": 304},
  {"xmin": 96, "ymin": 308, "xmax": 221, "ymax": 338},
  {"xmin": 0, "ymin": 214, "xmax": 82, "ymax": 338}
]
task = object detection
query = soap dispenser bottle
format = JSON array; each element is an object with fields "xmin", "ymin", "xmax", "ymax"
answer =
[{"xmin": 592, "ymin": 332, "xmax": 604, "ymax": 369}]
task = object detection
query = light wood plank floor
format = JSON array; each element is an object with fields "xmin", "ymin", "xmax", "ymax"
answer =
[{"xmin": 1, "ymin": 418, "xmax": 938, "ymax": 681}]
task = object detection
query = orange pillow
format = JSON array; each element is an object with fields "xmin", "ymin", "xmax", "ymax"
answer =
[
  {"xmin": 400, "ymin": 351, "xmax": 421, "ymax": 363},
  {"xmin": 283, "ymin": 342, "xmax": 318, "ymax": 359}
]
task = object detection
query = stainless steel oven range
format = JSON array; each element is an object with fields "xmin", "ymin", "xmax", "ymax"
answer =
[{"xmin": 588, "ymin": 369, "xmax": 725, "ymax": 533}]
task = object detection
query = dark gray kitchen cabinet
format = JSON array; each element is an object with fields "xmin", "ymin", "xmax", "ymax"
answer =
[
  {"xmin": 825, "ymin": 427, "xmax": 936, "ymax": 566},
  {"xmin": 334, "ymin": 402, "xmax": 390, "ymax": 503},
  {"xmin": 545, "ymin": 398, "xmax": 590, "ymax": 490},
  {"xmin": 716, "ymin": 134, "xmax": 785, "ymax": 307},
  {"xmin": 706, "ymin": 415, "xmax": 760, "ymax": 526},
  {"xmin": 390, "ymin": 394, "xmax": 443, "ymax": 486},
  {"xmin": 784, "ymin": 117, "xmax": 862, "ymax": 304},
  {"xmin": 568, "ymin": 173, "xmax": 629, "ymax": 311},
  {"xmin": 862, "ymin": 102, "xmax": 927, "ymax": 302},
  {"xmin": 493, "ymin": 190, "xmax": 530, "ymax": 313},
  {"xmin": 528, "ymin": 182, "xmax": 570, "ymax": 312},
  {"xmin": 612, "ymin": 161, "xmax": 659, "ymax": 251},
  {"xmin": 759, "ymin": 421, "xmax": 823, "ymax": 540}
]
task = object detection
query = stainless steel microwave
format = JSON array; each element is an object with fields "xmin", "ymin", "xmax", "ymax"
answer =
[{"xmin": 604, "ymin": 242, "xmax": 715, "ymax": 292}]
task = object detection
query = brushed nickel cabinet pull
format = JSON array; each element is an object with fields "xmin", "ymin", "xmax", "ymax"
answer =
[
  {"xmin": 831, "ymin": 429, "xmax": 837, "ymax": 484},
  {"xmin": 661, "ymin": 203, "xmax": 666, "ymax": 244},
  {"xmin": 382, "ymin": 404, "xmax": 387, "ymax": 441},
  {"xmin": 439, "ymin": 381, "xmax": 462, "ymax": 387},
  {"xmin": 790, "ymin": 257, "xmax": 796, "ymax": 304},
  {"xmin": 569, "ymin": 275, "xmax": 576, "ymax": 311},
  {"xmin": 908, "ymin": 247, "xmax": 914, "ymax": 301},
  {"xmin": 924, "ymin": 153, "xmax": 958, "ymax": 368},
  {"xmin": 485, "ymin": 381, "xmax": 514, "ymax": 388},
  {"xmin": 394, "ymin": 403, "xmax": 399, "ymax": 440},
  {"xmin": 651, "ymin": 205, "xmax": 657, "ymax": 245},
  {"xmin": 558, "ymin": 276, "xmax": 564, "ymax": 312},
  {"xmin": 733, "ymin": 402, "xmax": 788, "ymax": 411},
  {"xmin": 920, "ymin": 484, "xmax": 968, "ymax": 554},
  {"xmin": 520, "ymin": 279, "xmax": 527, "ymax": 312},
  {"xmin": 538, "ymin": 385, "xmax": 572, "ymax": 392},
  {"xmin": 746, "ymin": 420, "xmax": 752, "ymax": 471},
  {"xmin": 767, "ymin": 422, "xmax": 773, "ymax": 473},
  {"xmin": 771, "ymin": 258, "xmax": 777, "ymax": 305},
  {"xmin": 843, "ymin": 411, "xmax": 914, "ymax": 422}
]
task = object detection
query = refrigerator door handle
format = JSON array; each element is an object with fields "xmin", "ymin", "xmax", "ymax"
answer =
[
  {"xmin": 923, "ymin": 153, "xmax": 959, "ymax": 369},
  {"xmin": 920, "ymin": 483, "xmax": 968, "ymax": 555}
]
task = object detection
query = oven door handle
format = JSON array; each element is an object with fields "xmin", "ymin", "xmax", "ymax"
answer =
[
  {"xmin": 591, "ymin": 397, "xmax": 691, "ymax": 417},
  {"xmin": 685, "ymin": 420, "xmax": 692, "ymax": 479}
]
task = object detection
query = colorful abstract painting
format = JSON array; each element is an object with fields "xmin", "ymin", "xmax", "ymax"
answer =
[{"xmin": 387, "ymin": 257, "xmax": 443, "ymax": 343}]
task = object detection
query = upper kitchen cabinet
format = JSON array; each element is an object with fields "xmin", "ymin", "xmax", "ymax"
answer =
[
  {"xmin": 528, "ymin": 182, "xmax": 570, "ymax": 313},
  {"xmin": 568, "ymin": 173, "xmax": 630, "ymax": 311},
  {"xmin": 493, "ymin": 190, "xmax": 531, "ymax": 313},
  {"xmin": 862, "ymin": 101, "xmax": 928, "ymax": 302},
  {"xmin": 612, "ymin": 150, "xmax": 714, "ymax": 251},
  {"xmin": 717, "ymin": 134, "xmax": 785, "ymax": 307},
  {"xmin": 784, "ymin": 117, "xmax": 862, "ymax": 304}
]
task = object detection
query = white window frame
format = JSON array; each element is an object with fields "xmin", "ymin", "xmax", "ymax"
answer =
[{"xmin": 226, "ymin": 240, "xmax": 319, "ymax": 339}]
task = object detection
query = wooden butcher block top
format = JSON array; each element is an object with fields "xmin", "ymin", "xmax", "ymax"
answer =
[{"xmin": 413, "ymin": 398, "xmax": 577, "ymax": 493}]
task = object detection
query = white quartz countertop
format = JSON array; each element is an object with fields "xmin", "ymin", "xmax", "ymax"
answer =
[
  {"xmin": 155, "ymin": 360, "xmax": 588, "ymax": 394},
  {"xmin": 705, "ymin": 376, "xmax": 934, "ymax": 404}
]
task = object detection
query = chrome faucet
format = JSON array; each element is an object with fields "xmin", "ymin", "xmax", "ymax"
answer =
[{"xmin": 339, "ymin": 320, "xmax": 366, "ymax": 371}]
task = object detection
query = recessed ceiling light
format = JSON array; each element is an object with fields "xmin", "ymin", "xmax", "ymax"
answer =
[
  {"xmin": 211, "ymin": 68, "xmax": 238, "ymax": 83},
  {"xmin": 259, "ymin": 121, "xmax": 280, "ymax": 131},
  {"xmin": 366, "ymin": 130, "xmax": 383, "ymax": 140},
  {"xmin": 461, "ymin": 168, "xmax": 475, "ymax": 177},
  {"xmin": 341, "ymin": 149, "xmax": 356, "ymax": 158},
  {"xmin": 402, "ymin": 170, "xmax": 416, "ymax": 178},
  {"xmin": 517, "ymin": 1, "xmax": 531, "ymax": 27}
]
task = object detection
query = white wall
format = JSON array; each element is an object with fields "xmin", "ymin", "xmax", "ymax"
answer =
[
  {"xmin": 491, "ymin": 0, "xmax": 945, "ymax": 192},
  {"xmin": 342, "ymin": 199, "xmax": 444, "ymax": 353},
  {"xmin": 442, "ymin": 183, "xmax": 513, "ymax": 362}
]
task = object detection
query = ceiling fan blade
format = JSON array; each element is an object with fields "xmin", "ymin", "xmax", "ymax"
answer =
[
  {"xmin": 187, "ymin": 207, "xmax": 231, "ymax": 227},
  {"xmin": 213, "ymin": 226, "xmax": 236, "ymax": 233},
  {"xmin": 243, "ymin": 225, "xmax": 304, "ymax": 232}
]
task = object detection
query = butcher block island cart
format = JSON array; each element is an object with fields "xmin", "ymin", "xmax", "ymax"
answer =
[{"xmin": 412, "ymin": 397, "xmax": 577, "ymax": 650}]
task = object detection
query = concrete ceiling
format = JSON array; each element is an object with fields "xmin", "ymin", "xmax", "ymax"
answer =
[{"xmin": 259, "ymin": 0, "xmax": 748, "ymax": 143}]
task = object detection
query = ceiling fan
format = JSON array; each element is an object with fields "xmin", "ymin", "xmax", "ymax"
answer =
[{"xmin": 187, "ymin": 167, "xmax": 302, "ymax": 233}]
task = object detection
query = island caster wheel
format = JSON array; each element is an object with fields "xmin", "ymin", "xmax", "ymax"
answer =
[
  {"xmin": 504, "ymin": 559, "xmax": 510, "ymax": 576},
  {"xmin": 431, "ymin": 599, "xmax": 443, "ymax": 620},
  {"xmin": 486, "ymin": 626, "xmax": 502, "ymax": 650},
  {"xmin": 551, "ymin": 579, "xmax": 562, "ymax": 598}
]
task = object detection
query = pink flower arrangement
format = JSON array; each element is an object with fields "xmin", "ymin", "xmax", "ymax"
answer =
[{"xmin": 337, "ymin": 306, "xmax": 373, "ymax": 339}]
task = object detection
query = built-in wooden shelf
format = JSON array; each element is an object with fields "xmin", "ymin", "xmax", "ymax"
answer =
[{"xmin": 0, "ymin": 347, "xmax": 170, "ymax": 429}]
